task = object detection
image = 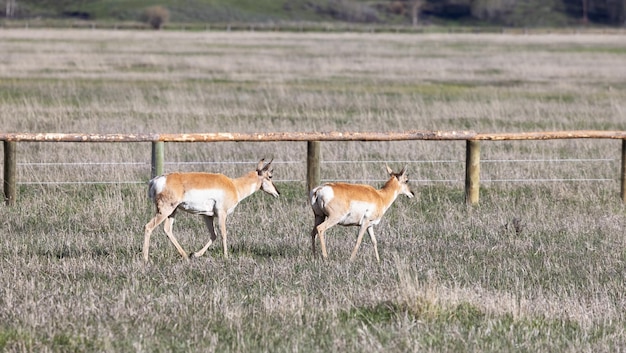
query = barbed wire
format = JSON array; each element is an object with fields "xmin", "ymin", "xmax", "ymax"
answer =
[
  {"xmin": 17, "ymin": 181, "xmax": 146, "ymax": 185},
  {"xmin": 483, "ymin": 158, "xmax": 616, "ymax": 163},
  {"xmin": 16, "ymin": 158, "xmax": 616, "ymax": 167},
  {"xmin": 10, "ymin": 158, "xmax": 617, "ymax": 185},
  {"xmin": 16, "ymin": 178, "xmax": 616, "ymax": 185},
  {"xmin": 484, "ymin": 178, "xmax": 614, "ymax": 182},
  {"xmin": 17, "ymin": 162, "xmax": 148, "ymax": 166}
]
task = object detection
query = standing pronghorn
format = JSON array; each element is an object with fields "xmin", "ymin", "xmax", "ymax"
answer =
[
  {"xmin": 143, "ymin": 159, "xmax": 279, "ymax": 262},
  {"xmin": 309, "ymin": 165, "xmax": 414, "ymax": 263}
]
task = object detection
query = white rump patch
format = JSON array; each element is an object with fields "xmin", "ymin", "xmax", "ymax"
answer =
[
  {"xmin": 311, "ymin": 185, "xmax": 334, "ymax": 217},
  {"xmin": 149, "ymin": 176, "xmax": 167, "ymax": 199},
  {"xmin": 312, "ymin": 185, "xmax": 334, "ymax": 205}
]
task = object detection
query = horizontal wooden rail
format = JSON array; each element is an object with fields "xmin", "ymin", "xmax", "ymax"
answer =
[
  {"xmin": 2, "ymin": 130, "xmax": 626, "ymax": 206},
  {"xmin": 0, "ymin": 133, "xmax": 160, "ymax": 142},
  {"xmin": 157, "ymin": 131, "xmax": 478, "ymax": 142},
  {"xmin": 0, "ymin": 130, "xmax": 476, "ymax": 142},
  {"xmin": 3, "ymin": 130, "xmax": 626, "ymax": 143},
  {"xmin": 474, "ymin": 130, "xmax": 626, "ymax": 140}
]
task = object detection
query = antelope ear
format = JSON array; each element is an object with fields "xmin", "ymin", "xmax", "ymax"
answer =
[
  {"xmin": 399, "ymin": 165, "xmax": 407, "ymax": 176},
  {"xmin": 385, "ymin": 163, "xmax": 393, "ymax": 175},
  {"xmin": 257, "ymin": 159, "xmax": 266, "ymax": 172}
]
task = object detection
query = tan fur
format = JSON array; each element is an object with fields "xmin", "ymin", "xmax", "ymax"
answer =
[
  {"xmin": 321, "ymin": 181, "xmax": 398, "ymax": 221},
  {"xmin": 143, "ymin": 159, "xmax": 279, "ymax": 262},
  {"xmin": 154, "ymin": 172, "xmax": 254, "ymax": 213},
  {"xmin": 310, "ymin": 165, "xmax": 414, "ymax": 263}
]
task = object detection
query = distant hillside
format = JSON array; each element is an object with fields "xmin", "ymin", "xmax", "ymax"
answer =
[{"xmin": 3, "ymin": 0, "xmax": 625, "ymax": 27}]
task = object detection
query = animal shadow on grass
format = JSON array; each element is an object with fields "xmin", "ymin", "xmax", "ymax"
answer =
[
  {"xmin": 37, "ymin": 243, "xmax": 138, "ymax": 260},
  {"xmin": 39, "ymin": 244, "xmax": 110, "ymax": 259},
  {"xmin": 225, "ymin": 241, "xmax": 301, "ymax": 260}
]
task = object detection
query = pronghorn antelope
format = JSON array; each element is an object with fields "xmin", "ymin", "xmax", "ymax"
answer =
[
  {"xmin": 309, "ymin": 165, "xmax": 414, "ymax": 263},
  {"xmin": 143, "ymin": 159, "xmax": 279, "ymax": 262}
]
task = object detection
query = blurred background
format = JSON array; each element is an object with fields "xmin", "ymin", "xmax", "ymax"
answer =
[{"xmin": 2, "ymin": 0, "xmax": 624, "ymax": 29}]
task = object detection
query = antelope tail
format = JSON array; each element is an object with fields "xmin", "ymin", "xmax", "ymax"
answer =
[{"xmin": 147, "ymin": 177, "xmax": 160, "ymax": 200}]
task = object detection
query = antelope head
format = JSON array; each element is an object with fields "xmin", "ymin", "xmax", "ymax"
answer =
[
  {"xmin": 386, "ymin": 164, "xmax": 414, "ymax": 199},
  {"xmin": 257, "ymin": 158, "xmax": 280, "ymax": 197}
]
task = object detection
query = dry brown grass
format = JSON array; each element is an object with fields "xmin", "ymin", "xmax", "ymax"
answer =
[{"xmin": 0, "ymin": 29, "xmax": 625, "ymax": 352}]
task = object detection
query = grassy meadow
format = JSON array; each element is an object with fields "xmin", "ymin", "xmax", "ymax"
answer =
[{"xmin": 0, "ymin": 29, "xmax": 625, "ymax": 352}]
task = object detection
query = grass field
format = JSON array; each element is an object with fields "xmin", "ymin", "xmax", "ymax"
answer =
[
  {"xmin": 0, "ymin": 29, "xmax": 625, "ymax": 352},
  {"xmin": 5, "ymin": 0, "xmax": 402, "ymax": 23}
]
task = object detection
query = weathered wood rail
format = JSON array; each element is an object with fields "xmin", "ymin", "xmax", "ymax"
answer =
[
  {"xmin": 0, "ymin": 130, "xmax": 475, "ymax": 142},
  {"xmin": 2, "ymin": 130, "xmax": 626, "ymax": 206}
]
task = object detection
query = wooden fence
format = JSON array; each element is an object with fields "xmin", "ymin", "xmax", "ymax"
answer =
[{"xmin": 2, "ymin": 130, "xmax": 626, "ymax": 206}]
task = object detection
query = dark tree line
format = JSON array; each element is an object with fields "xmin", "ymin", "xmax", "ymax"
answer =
[
  {"xmin": 388, "ymin": 0, "xmax": 625, "ymax": 26},
  {"xmin": 415, "ymin": 0, "xmax": 626, "ymax": 26}
]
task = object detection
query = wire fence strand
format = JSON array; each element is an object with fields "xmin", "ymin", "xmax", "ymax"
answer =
[{"xmin": 10, "ymin": 158, "xmax": 618, "ymax": 185}]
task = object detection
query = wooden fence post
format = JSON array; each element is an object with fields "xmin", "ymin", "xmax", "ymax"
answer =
[
  {"xmin": 621, "ymin": 139, "xmax": 626, "ymax": 203},
  {"xmin": 3, "ymin": 141, "xmax": 17, "ymax": 206},
  {"xmin": 151, "ymin": 141, "xmax": 164, "ymax": 179},
  {"xmin": 465, "ymin": 140, "xmax": 480, "ymax": 205},
  {"xmin": 307, "ymin": 141, "xmax": 320, "ymax": 192}
]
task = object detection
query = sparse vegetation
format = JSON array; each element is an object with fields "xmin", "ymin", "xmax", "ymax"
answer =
[{"xmin": 0, "ymin": 29, "xmax": 625, "ymax": 352}]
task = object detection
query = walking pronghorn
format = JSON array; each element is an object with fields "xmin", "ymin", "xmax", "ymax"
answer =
[
  {"xmin": 143, "ymin": 159, "xmax": 279, "ymax": 262},
  {"xmin": 309, "ymin": 165, "xmax": 414, "ymax": 263}
]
